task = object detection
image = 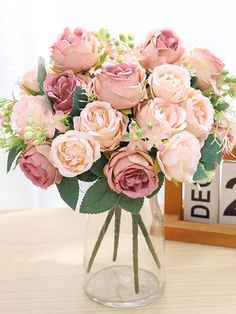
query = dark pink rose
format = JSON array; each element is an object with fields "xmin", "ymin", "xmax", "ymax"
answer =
[
  {"xmin": 104, "ymin": 148, "xmax": 158, "ymax": 198},
  {"xmin": 140, "ymin": 29, "xmax": 185, "ymax": 70},
  {"xmin": 19, "ymin": 143, "xmax": 61, "ymax": 189},
  {"xmin": 43, "ymin": 70, "xmax": 85, "ymax": 114}
]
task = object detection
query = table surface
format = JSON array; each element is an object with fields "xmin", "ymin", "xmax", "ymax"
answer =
[{"xmin": 0, "ymin": 208, "xmax": 236, "ymax": 314}]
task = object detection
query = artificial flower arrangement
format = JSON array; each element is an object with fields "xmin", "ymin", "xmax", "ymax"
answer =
[{"xmin": 1, "ymin": 27, "xmax": 236, "ymax": 294}]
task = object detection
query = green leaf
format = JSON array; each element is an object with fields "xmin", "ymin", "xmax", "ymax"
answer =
[
  {"xmin": 214, "ymin": 102, "xmax": 229, "ymax": 112},
  {"xmin": 190, "ymin": 76, "xmax": 198, "ymax": 88},
  {"xmin": 201, "ymin": 134, "xmax": 222, "ymax": 164},
  {"xmin": 77, "ymin": 170, "xmax": 98, "ymax": 182},
  {"xmin": 90, "ymin": 153, "xmax": 108, "ymax": 177},
  {"xmin": 201, "ymin": 161, "xmax": 217, "ymax": 171},
  {"xmin": 147, "ymin": 171, "xmax": 165, "ymax": 198},
  {"xmin": 38, "ymin": 56, "xmax": 47, "ymax": 95},
  {"xmin": 70, "ymin": 86, "xmax": 88, "ymax": 117},
  {"xmin": 80, "ymin": 178, "xmax": 119, "ymax": 214},
  {"xmin": 56, "ymin": 177, "xmax": 79, "ymax": 210},
  {"xmin": 193, "ymin": 163, "xmax": 208, "ymax": 181},
  {"xmin": 7, "ymin": 146, "xmax": 22, "ymax": 173},
  {"xmin": 119, "ymin": 194, "xmax": 144, "ymax": 214}
]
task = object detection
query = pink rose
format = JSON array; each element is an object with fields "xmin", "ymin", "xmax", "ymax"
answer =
[
  {"xmin": 186, "ymin": 48, "xmax": 224, "ymax": 90},
  {"xmin": 74, "ymin": 101, "xmax": 128, "ymax": 151},
  {"xmin": 11, "ymin": 95, "xmax": 50, "ymax": 136},
  {"xmin": 104, "ymin": 148, "xmax": 158, "ymax": 198},
  {"xmin": 149, "ymin": 64, "xmax": 190, "ymax": 102},
  {"xmin": 140, "ymin": 29, "xmax": 185, "ymax": 70},
  {"xmin": 214, "ymin": 111, "xmax": 236, "ymax": 152},
  {"xmin": 136, "ymin": 98, "xmax": 187, "ymax": 141},
  {"xmin": 92, "ymin": 62, "xmax": 146, "ymax": 109},
  {"xmin": 19, "ymin": 143, "xmax": 61, "ymax": 189},
  {"xmin": 50, "ymin": 130, "xmax": 100, "ymax": 177},
  {"xmin": 43, "ymin": 70, "xmax": 85, "ymax": 114},
  {"xmin": 51, "ymin": 27, "xmax": 99, "ymax": 73},
  {"xmin": 180, "ymin": 88, "xmax": 214, "ymax": 141},
  {"xmin": 157, "ymin": 131, "xmax": 201, "ymax": 183},
  {"xmin": 18, "ymin": 69, "xmax": 40, "ymax": 94}
]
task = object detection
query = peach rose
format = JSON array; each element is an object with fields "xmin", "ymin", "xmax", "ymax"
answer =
[
  {"xmin": 149, "ymin": 64, "xmax": 190, "ymax": 103},
  {"xmin": 50, "ymin": 130, "xmax": 100, "ymax": 177},
  {"xmin": 186, "ymin": 48, "xmax": 224, "ymax": 90},
  {"xmin": 180, "ymin": 88, "xmax": 214, "ymax": 141},
  {"xmin": 92, "ymin": 62, "xmax": 146, "ymax": 109},
  {"xmin": 19, "ymin": 143, "xmax": 61, "ymax": 189},
  {"xmin": 11, "ymin": 95, "xmax": 50, "ymax": 136},
  {"xmin": 18, "ymin": 69, "xmax": 40, "ymax": 94},
  {"xmin": 73, "ymin": 101, "xmax": 128, "ymax": 151},
  {"xmin": 51, "ymin": 27, "xmax": 99, "ymax": 73},
  {"xmin": 104, "ymin": 148, "xmax": 158, "ymax": 198},
  {"xmin": 140, "ymin": 29, "xmax": 185, "ymax": 70},
  {"xmin": 157, "ymin": 131, "xmax": 201, "ymax": 183},
  {"xmin": 136, "ymin": 98, "xmax": 187, "ymax": 141}
]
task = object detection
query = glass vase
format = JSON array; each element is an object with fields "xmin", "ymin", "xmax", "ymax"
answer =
[{"xmin": 83, "ymin": 195, "xmax": 165, "ymax": 308}]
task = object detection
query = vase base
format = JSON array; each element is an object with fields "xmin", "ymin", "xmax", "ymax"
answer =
[{"xmin": 85, "ymin": 265, "xmax": 164, "ymax": 308}]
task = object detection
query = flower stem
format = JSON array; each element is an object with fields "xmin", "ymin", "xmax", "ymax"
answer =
[
  {"xmin": 132, "ymin": 214, "xmax": 139, "ymax": 294},
  {"xmin": 138, "ymin": 214, "xmax": 161, "ymax": 269},
  {"xmin": 113, "ymin": 205, "xmax": 121, "ymax": 262},
  {"xmin": 87, "ymin": 207, "xmax": 115, "ymax": 273}
]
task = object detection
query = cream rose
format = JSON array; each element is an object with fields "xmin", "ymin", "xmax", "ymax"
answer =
[
  {"xmin": 180, "ymin": 88, "xmax": 214, "ymax": 141},
  {"xmin": 18, "ymin": 69, "xmax": 40, "ymax": 94},
  {"xmin": 157, "ymin": 131, "xmax": 201, "ymax": 182},
  {"xmin": 136, "ymin": 98, "xmax": 187, "ymax": 141},
  {"xmin": 149, "ymin": 64, "xmax": 191, "ymax": 103},
  {"xmin": 73, "ymin": 101, "xmax": 128, "ymax": 151},
  {"xmin": 92, "ymin": 62, "xmax": 146, "ymax": 109},
  {"xmin": 186, "ymin": 48, "xmax": 224, "ymax": 90},
  {"xmin": 50, "ymin": 130, "xmax": 100, "ymax": 177}
]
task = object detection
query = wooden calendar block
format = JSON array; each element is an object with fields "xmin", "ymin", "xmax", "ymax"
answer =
[
  {"xmin": 219, "ymin": 160, "xmax": 236, "ymax": 224},
  {"xmin": 183, "ymin": 166, "xmax": 220, "ymax": 223}
]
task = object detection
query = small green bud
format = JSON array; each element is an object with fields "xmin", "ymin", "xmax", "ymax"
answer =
[
  {"xmin": 24, "ymin": 131, "xmax": 34, "ymax": 140},
  {"xmin": 32, "ymin": 139, "xmax": 41, "ymax": 146},
  {"xmin": 222, "ymin": 69, "xmax": 229, "ymax": 75},
  {"xmin": 136, "ymin": 129, "xmax": 143, "ymax": 137},
  {"xmin": 131, "ymin": 120, "xmax": 137, "ymax": 126},
  {"xmin": 128, "ymin": 42, "xmax": 134, "ymax": 49},
  {"xmin": 114, "ymin": 40, "xmax": 120, "ymax": 47},
  {"xmin": 124, "ymin": 131, "xmax": 130, "ymax": 138},
  {"xmin": 147, "ymin": 122, "xmax": 153, "ymax": 129},
  {"xmin": 231, "ymin": 76, "xmax": 236, "ymax": 83},
  {"xmin": 119, "ymin": 33, "xmax": 126, "ymax": 43},
  {"xmin": 24, "ymin": 126, "xmax": 32, "ymax": 132},
  {"xmin": 27, "ymin": 118, "xmax": 36, "ymax": 126},
  {"xmin": 128, "ymin": 33, "xmax": 134, "ymax": 41}
]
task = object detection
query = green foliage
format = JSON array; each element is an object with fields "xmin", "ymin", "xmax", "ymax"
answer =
[
  {"xmin": 56, "ymin": 177, "xmax": 79, "ymax": 210},
  {"xmin": 190, "ymin": 76, "xmax": 198, "ymax": 88},
  {"xmin": 90, "ymin": 153, "xmax": 108, "ymax": 177},
  {"xmin": 80, "ymin": 178, "xmax": 119, "ymax": 214},
  {"xmin": 77, "ymin": 170, "xmax": 98, "ymax": 182},
  {"xmin": 193, "ymin": 163, "xmax": 207, "ymax": 181},
  {"xmin": 214, "ymin": 101, "xmax": 229, "ymax": 112},
  {"xmin": 37, "ymin": 57, "xmax": 47, "ymax": 95},
  {"xmin": 7, "ymin": 146, "xmax": 22, "ymax": 172},
  {"xmin": 147, "ymin": 172, "xmax": 164, "ymax": 198},
  {"xmin": 200, "ymin": 134, "xmax": 222, "ymax": 164},
  {"xmin": 118, "ymin": 194, "xmax": 144, "ymax": 214},
  {"xmin": 70, "ymin": 86, "xmax": 88, "ymax": 117}
]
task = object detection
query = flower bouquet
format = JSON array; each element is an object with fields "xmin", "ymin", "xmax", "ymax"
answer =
[{"xmin": 0, "ymin": 27, "xmax": 236, "ymax": 308}]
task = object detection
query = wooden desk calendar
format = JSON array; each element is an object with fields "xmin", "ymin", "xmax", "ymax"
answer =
[{"xmin": 163, "ymin": 148, "xmax": 236, "ymax": 248}]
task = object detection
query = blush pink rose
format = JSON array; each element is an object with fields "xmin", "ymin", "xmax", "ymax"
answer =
[
  {"xmin": 180, "ymin": 88, "xmax": 214, "ymax": 141},
  {"xmin": 11, "ymin": 95, "xmax": 50, "ymax": 136},
  {"xmin": 43, "ymin": 70, "xmax": 86, "ymax": 114},
  {"xmin": 51, "ymin": 27, "xmax": 99, "ymax": 73},
  {"xmin": 136, "ymin": 98, "xmax": 187, "ymax": 141},
  {"xmin": 19, "ymin": 143, "xmax": 61, "ymax": 189},
  {"xmin": 104, "ymin": 148, "xmax": 158, "ymax": 198},
  {"xmin": 18, "ymin": 69, "xmax": 40, "ymax": 94},
  {"xmin": 92, "ymin": 62, "xmax": 146, "ymax": 109},
  {"xmin": 149, "ymin": 64, "xmax": 191, "ymax": 103},
  {"xmin": 140, "ymin": 29, "xmax": 185, "ymax": 70},
  {"xmin": 186, "ymin": 48, "xmax": 224, "ymax": 90},
  {"xmin": 50, "ymin": 130, "xmax": 100, "ymax": 177},
  {"xmin": 73, "ymin": 101, "xmax": 128, "ymax": 151},
  {"xmin": 157, "ymin": 131, "xmax": 201, "ymax": 183}
]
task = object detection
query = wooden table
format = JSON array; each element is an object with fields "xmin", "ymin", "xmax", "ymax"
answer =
[{"xmin": 0, "ymin": 208, "xmax": 236, "ymax": 314}]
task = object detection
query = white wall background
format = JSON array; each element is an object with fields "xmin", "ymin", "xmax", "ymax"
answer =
[{"xmin": 0, "ymin": 0, "xmax": 235, "ymax": 209}]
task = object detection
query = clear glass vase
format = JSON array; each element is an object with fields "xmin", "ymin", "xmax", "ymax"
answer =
[{"xmin": 83, "ymin": 195, "xmax": 165, "ymax": 308}]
